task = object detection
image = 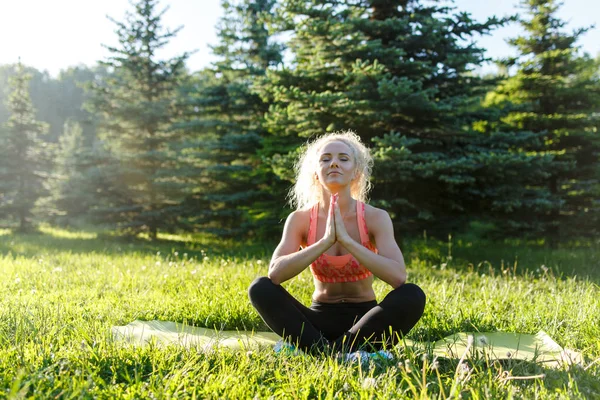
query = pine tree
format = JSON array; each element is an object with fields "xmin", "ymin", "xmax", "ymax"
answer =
[
  {"xmin": 0, "ymin": 64, "xmax": 105, "ymax": 145},
  {"xmin": 56, "ymin": 65, "xmax": 108, "ymax": 146},
  {"xmin": 260, "ymin": 0, "xmax": 512, "ymax": 236},
  {"xmin": 43, "ymin": 120, "xmax": 95, "ymax": 226},
  {"xmin": 0, "ymin": 61, "xmax": 51, "ymax": 232},
  {"xmin": 89, "ymin": 0, "xmax": 196, "ymax": 239},
  {"xmin": 485, "ymin": 0, "xmax": 600, "ymax": 241},
  {"xmin": 180, "ymin": 0, "xmax": 283, "ymax": 237}
]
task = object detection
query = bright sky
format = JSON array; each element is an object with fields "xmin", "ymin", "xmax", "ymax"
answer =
[{"xmin": 1, "ymin": 0, "xmax": 598, "ymax": 77}]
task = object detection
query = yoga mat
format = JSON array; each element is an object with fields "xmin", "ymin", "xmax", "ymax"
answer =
[
  {"xmin": 427, "ymin": 331, "xmax": 583, "ymax": 367},
  {"xmin": 112, "ymin": 320, "xmax": 582, "ymax": 367},
  {"xmin": 112, "ymin": 320, "xmax": 280, "ymax": 351}
]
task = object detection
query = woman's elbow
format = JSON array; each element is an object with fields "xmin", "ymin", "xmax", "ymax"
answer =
[
  {"xmin": 267, "ymin": 266, "xmax": 282, "ymax": 285},
  {"xmin": 389, "ymin": 279, "xmax": 405, "ymax": 289},
  {"xmin": 390, "ymin": 270, "xmax": 407, "ymax": 289},
  {"xmin": 267, "ymin": 274, "xmax": 282, "ymax": 286}
]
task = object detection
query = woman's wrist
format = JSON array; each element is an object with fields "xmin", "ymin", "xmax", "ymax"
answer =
[
  {"xmin": 337, "ymin": 233, "xmax": 355, "ymax": 248},
  {"xmin": 317, "ymin": 236, "xmax": 335, "ymax": 250}
]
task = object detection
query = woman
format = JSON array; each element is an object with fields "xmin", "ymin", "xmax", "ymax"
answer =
[{"xmin": 248, "ymin": 131, "xmax": 425, "ymax": 354}]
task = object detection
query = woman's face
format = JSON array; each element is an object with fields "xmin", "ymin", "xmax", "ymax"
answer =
[{"xmin": 316, "ymin": 140, "xmax": 357, "ymax": 190}]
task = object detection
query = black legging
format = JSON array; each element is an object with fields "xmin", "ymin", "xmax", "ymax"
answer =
[{"xmin": 248, "ymin": 277, "xmax": 426, "ymax": 353}]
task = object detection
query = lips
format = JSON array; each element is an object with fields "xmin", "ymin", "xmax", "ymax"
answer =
[{"xmin": 328, "ymin": 171, "xmax": 342, "ymax": 175}]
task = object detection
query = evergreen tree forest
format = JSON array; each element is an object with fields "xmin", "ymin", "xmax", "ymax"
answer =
[
  {"xmin": 0, "ymin": 0, "xmax": 598, "ymax": 243},
  {"xmin": 0, "ymin": 62, "xmax": 52, "ymax": 232},
  {"xmin": 483, "ymin": 0, "xmax": 600, "ymax": 242}
]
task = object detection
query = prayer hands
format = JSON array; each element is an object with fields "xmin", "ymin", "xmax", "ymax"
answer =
[
  {"xmin": 323, "ymin": 194, "xmax": 352, "ymax": 248},
  {"xmin": 323, "ymin": 194, "xmax": 337, "ymax": 247},
  {"xmin": 333, "ymin": 195, "xmax": 352, "ymax": 246}
]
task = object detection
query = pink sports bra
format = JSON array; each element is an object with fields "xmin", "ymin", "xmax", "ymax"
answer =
[{"xmin": 306, "ymin": 200, "xmax": 377, "ymax": 283}]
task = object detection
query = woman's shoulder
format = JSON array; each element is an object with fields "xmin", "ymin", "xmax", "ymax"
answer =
[
  {"xmin": 285, "ymin": 207, "xmax": 312, "ymax": 229},
  {"xmin": 285, "ymin": 207, "xmax": 313, "ymax": 245},
  {"xmin": 289, "ymin": 207, "xmax": 312, "ymax": 219},
  {"xmin": 363, "ymin": 203, "xmax": 392, "ymax": 227}
]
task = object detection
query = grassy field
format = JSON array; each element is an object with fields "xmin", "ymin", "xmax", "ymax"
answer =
[{"xmin": 0, "ymin": 226, "xmax": 599, "ymax": 399}]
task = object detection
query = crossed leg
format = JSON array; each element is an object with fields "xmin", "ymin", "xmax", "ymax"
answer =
[{"xmin": 248, "ymin": 276, "xmax": 426, "ymax": 353}]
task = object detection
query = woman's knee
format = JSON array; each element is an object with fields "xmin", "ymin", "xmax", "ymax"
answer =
[
  {"xmin": 386, "ymin": 282, "xmax": 426, "ymax": 312},
  {"xmin": 405, "ymin": 283, "xmax": 426, "ymax": 307},
  {"xmin": 248, "ymin": 276, "xmax": 278, "ymax": 303}
]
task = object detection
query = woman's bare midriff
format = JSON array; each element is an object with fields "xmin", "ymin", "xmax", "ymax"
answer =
[{"xmin": 311, "ymin": 276, "xmax": 376, "ymax": 303}]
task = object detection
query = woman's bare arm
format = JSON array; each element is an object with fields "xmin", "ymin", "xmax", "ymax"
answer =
[{"xmin": 268, "ymin": 208, "xmax": 335, "ymax": 285}]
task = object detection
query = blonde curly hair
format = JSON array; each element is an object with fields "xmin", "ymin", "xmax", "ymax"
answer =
[{"xmin": 289, "ymin": 130, "xmax": 374, "ymax": 210}]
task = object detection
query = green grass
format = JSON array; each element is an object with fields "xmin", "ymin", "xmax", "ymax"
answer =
[{"xmin": 0, "ymin": 226, "xmax": 599, "ymax": 398}]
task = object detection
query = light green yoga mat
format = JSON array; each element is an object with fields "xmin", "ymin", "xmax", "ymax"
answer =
[
  {"xmin": 112, "ymin": 320, "xmax": 582, "ymax": 368},
  {"xmin": 113, "ymin": 320, "xmax": 280, "ymax": 351}
]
